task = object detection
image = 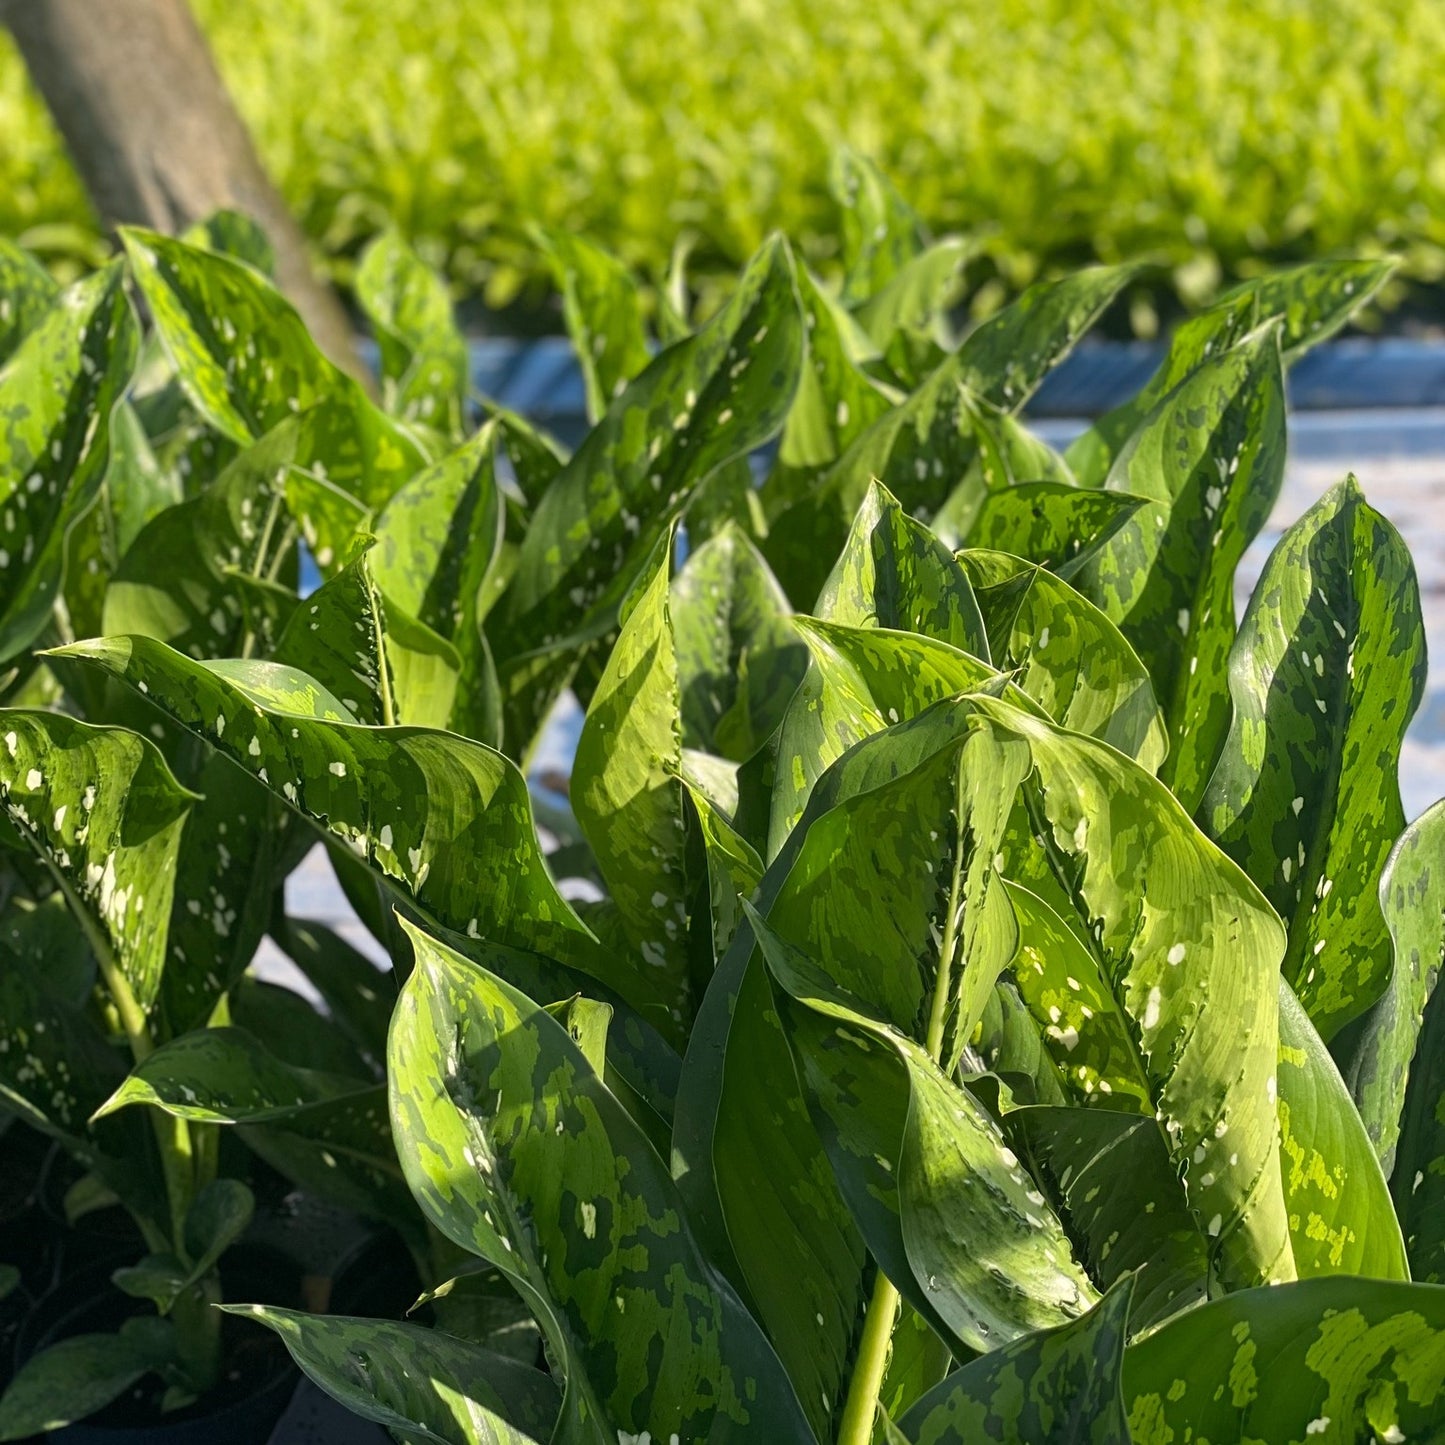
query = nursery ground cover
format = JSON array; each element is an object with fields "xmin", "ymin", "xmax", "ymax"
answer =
[{"xmin": 3, "ymin": 0, "xmax": 1444, "ymax": 321}]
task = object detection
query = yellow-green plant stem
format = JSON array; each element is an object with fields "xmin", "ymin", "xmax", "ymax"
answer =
[{"xmin": 835, "ymin": 1270, "xmax": 902, "ymax": 1445}]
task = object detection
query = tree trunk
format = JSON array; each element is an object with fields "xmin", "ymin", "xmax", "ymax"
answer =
[{"xmin": 1, "ymin": 0, "xmax": 367, "ymax": 383}]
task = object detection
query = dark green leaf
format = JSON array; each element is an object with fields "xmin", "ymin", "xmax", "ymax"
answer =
[
  {"xmin": 1011, "ymin": 1105, "xmax": 1207, "ymax": 1331},
  {"xmin": 104, "ymin": 417, "xmax": 305, "ymax": 658},
  {"xmin": 1384, "ymin": 800, "xmax": 1445, "ymax": 1282},
  {"xmin": 0, "ymin": 1321, "xmax": 178, "ymax": 1440},
  {"xmin": 182, "ymin": 209, "xmax": 277, "ymax": 275}
]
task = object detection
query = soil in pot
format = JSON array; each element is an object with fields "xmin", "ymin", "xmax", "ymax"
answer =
[{"xmin": 17, "ymin": 1242, "xmax": 303, "ymax": 1444}]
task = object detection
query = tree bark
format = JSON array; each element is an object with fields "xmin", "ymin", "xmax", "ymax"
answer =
[{"xmin": 1, "ymin": 0, "xmax": 367, "ymax": 383}]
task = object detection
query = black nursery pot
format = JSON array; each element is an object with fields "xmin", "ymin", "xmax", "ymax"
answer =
[{"xmin": 16, "ymin": 1243, "xmax": 302, "ymax": 1445}]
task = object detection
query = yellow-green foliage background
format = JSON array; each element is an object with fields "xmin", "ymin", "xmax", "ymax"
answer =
[{"xmin": 3, "ymin": 0, "xmax": 1442, "ymax": 321}]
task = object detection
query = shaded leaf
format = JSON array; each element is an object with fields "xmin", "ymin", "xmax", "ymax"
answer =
[
  {"xmin": 671, "ymin": 523, "xmax": 807, "ymax": 762},
  {"xmin": 753, "ymin": 907, "xmax": 1099, "ymax": 1355},
  {"xmin": 1384, "ymin": 801, "xmax": 1445, "ymax": 1282},
  {"xmin": 0, "ymin": 1321, "xmax": 179, "ymax": 1440},
  {"xmin": 1011, "ymin": 1105, "xmax": 1207, "ymax": 1331}
]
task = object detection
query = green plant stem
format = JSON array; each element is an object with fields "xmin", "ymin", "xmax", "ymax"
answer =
[
  {"xmin": 924, "ymin": 800, "xmax": 969, "ymax": 1062},
  {"xmin": 52, "ymin": 869, "xmax": 197, "ymax": 1244},
  {"xmin": 835, "ymin": 1270, "xmax": 901, "ymax": 1445}
]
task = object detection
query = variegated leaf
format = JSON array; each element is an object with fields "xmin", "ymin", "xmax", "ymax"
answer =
[
  {"xmin": 898, "ymin": 1279, "xmax": 1132, "ymax": 1445},
  {"xmin": 121, "ymin": 228, "xmax": 428, "ymax": 508},
  {"xmin": 571, "ymin": 533, "xmax": 700, "ymax": 1045},
  {"xmin": 0, "ymin": 710, "xmax": 193, "ymax": 1019},
  {"xmin": 961, "ymin": 548, "xmax": 1168, "ymax": 771},
  {"xmin": 0, "ymin": 262, "xmax": 138, "ymax": 661},
  {"xmin": 356, "ymin": 228, "xmax": 470, "ymax": 437},
  {"xmin": 1123, "ymin": 1276, "xmax": 1445, "ymax": 1444},
  {"xmin": 1200, "ymin": 478, "xmax": 1426, "ymax": 1040},
  {"xmin": 493, "ymin": 237, "xmax": 803, "ymax": 751},
  {"xmin": 224, "ymin": 1308, "xmax": 558, "ymax": 1445},
  {"xmin": 388, "ymin": 919, "xmax": 813, "ymax": 1444},
  {"xmin": 1076, "ymin": 325, "xmax": 1287, "ymax": 810},
  {"xmin": 51, "ymin": 635, "xmax": 594, "ymax": 971},
  {"xmin": 534, "ymin": 227, "xmax": 652, "ymax": 424},
  {"xmin": 1068, "ymin": 259, "xmax": 1393, "ymax": 486}
]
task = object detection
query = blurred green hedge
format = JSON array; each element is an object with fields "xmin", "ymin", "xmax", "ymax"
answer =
[{"xmin": 3, "ymin": 0, "xmax": 1442, "ymax": 329}]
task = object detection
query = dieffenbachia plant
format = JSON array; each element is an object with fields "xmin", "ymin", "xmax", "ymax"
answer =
[{"xmin": 0, "ymin": 167, "xmax": 1442, "ymax": 1445}]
